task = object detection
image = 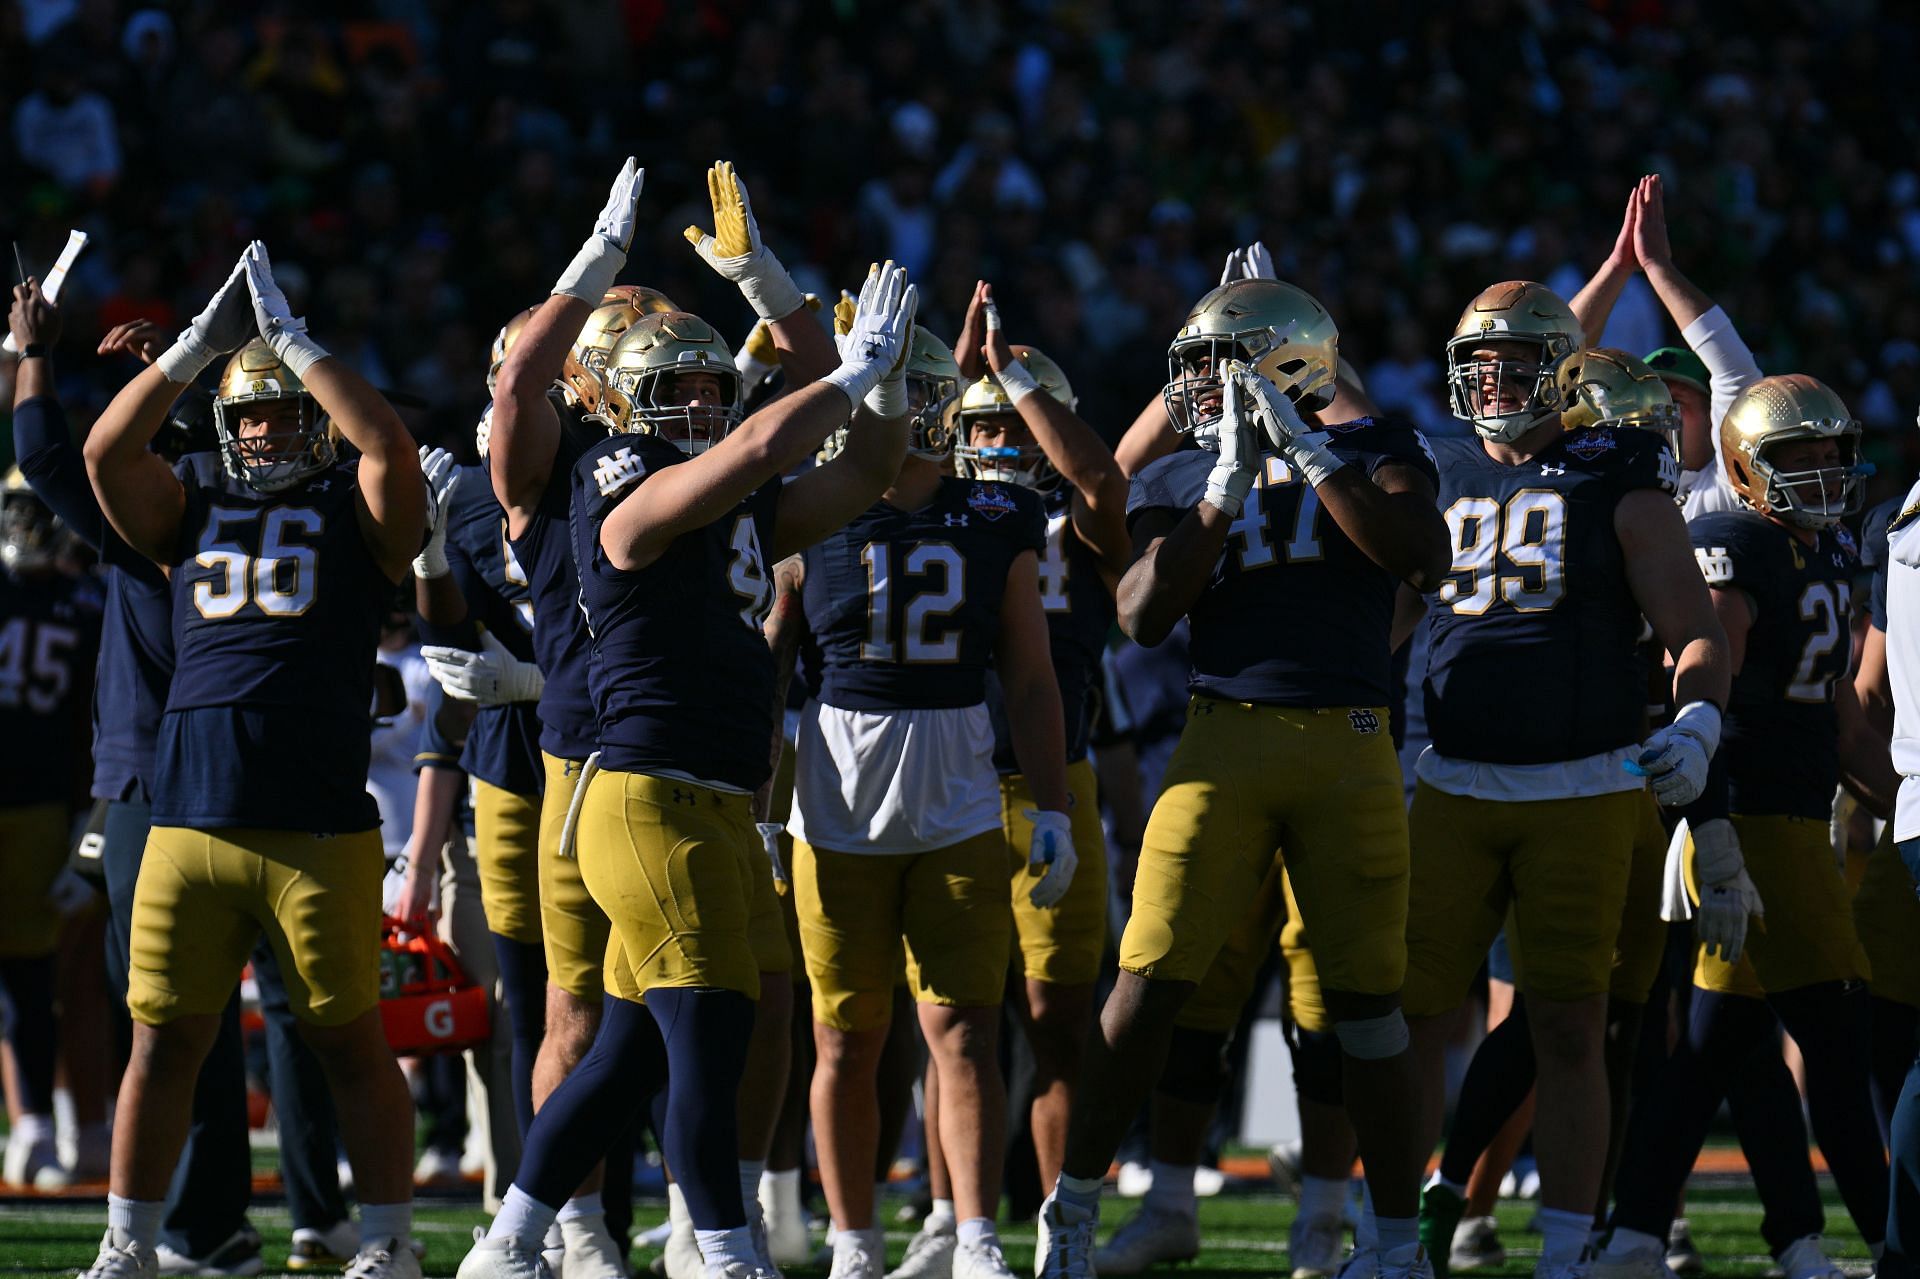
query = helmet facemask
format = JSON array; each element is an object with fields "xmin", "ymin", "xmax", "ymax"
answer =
[
  {"xmin": 1163, "ymin": 334, "xmax": 1332, "ymax": 446},
  {"xmin": 1445, "ymin": 334, "xmax": 1572, "ymax": 443},
  {"xmin": 1745, "ymin": 429, "xmax": 1870, "ymax": 529},
  {"xmin": 613, "ymin": 364, "xmax": 744, "ymax": 455},
  {"xmin": 907, "ymin": 368, "xmax": 960, "ymax": 460},
  {"xmin": 953, "ymin": 409, "xmax": 1061, "ymax": 491}
]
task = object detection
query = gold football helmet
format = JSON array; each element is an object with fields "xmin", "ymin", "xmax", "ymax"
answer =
[
  {"xmin": 213, "ymin": 340, "xmax": 335, "ymax": 492},
  {"xmin": 819, "ymin": 326, "xmax": 964, "ymax": 463},
  {"xmin": 487, "ymin": 305, "xmax": 538, "ymax": 394},
  {"xmin": 1557, "ymin": 348, "xmax": 1681, "ymax": 454},
  {"xmin": 1445, "ymin": 281, "xmax": 1584, "ymax": 442},
  {"xmin": 952, "ymin": 346, "xmax": 1076, "ymax": 490},
  {"xmin": 0, "ymin": 468, "xmax": 67, "ymax": 575},
  {"xmin": 597, "ymin": 311, "xmax": 742, "ymax": 454},
  {"xmin": 1719, "ymin": 374, "xmax": 1870, "ymax": 529},
  {"xmin": 1163, "ymin": 279, "xmax": 1339, "ymax": 436},
  {"xmin": 560, "ymin": 285, "xmax": 681, "ymax": 412}
]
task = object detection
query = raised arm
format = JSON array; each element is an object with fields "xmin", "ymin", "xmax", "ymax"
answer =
[
  {"xmin": 1114, "ymin": 393, "xmax": 1180, "ymax": 479},
  {"xmin": 10, "ymin": 285, "xmax": 130, "ymax": 567},
  {"xmin": 494, "ymin": 158, "xmax": 646, "ymax": 527},
  {"xmin": 411, "ymin": 449, "xmax": 466, "ymax": 626},
  {"xmin": 85, "ymin": 255, "xmax": 257, "ymax": 562},
  {"xmin": 770, "ymin": 403, "xmax": 907, "ymax": 560},
  {"xmin": 600, "ymin": 263, "xmax": 916, "ymax": 572},
  {"xmin": 1568, "ymin": 180, "xmax": 1643, "ymax": 345},
  {"xmin": 242, "ymin": 242, "xmax": 424, "ymax": 582},
  {"xmin": 685, "ymin": 161, "xmax": 837, "ymax": 386}
]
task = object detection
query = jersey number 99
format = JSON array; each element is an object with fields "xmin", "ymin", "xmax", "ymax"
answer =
[{"xmin": 1440, "ymin": 491, "xmax": 1567, "ymax": 615}]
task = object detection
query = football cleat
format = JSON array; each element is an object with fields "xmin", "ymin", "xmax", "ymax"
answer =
[
  {"xmin": 1448, "ymin": 1218, "xmax": 1505, "ymax": 1273},
  {"xmin": 289, "ymin": 1222, "xmax": 361, "ymax": 1272},
  {"xmin": 1036, "ymin": 1196, "xmax": 1096, "ymax": 1279},
  {"xmin": 1338, "ymin": 1244, "xmax": 1434, "ymax": 1279},
  {"xmin": 1094, "ymin": 1203, "xmax": 1198, "ymax": 1273},
  {"xmin": 953, "ymin": 1240, "xmax": 1018, "ymax": 1279},
  {"xmin": 827, "ymin": 1237, "xmax": 883, "ymax": 1279},
  {"xmin": 1588, "ymin": 1237, "xmax": 1679, "ymax": 1279},
  {"xmin": 456, "ymin": 1232, "xmax": 555, "ymax": 1279},
  {"xmin": 886, "ymin": 1220, "xmax": 956, "ymax": 1279},
  {"xmin": 1664, "ymin": 1221, "xmax": 1702, "ymax": 1277},
  {"xmin": 1290, "ymin": 1214, "xmax": 1345, "ymax": 1279},
  {"xmin": 81, "ymin": 1231, "xmax": 160, "ymax": 1279},
  {"xmin": 345, "ymin": 1239, "xmax": 423, "ymax": 1279},
  {"xmin": 560, "ymin": 1212, "xmax": 628, "ymax": 1279},
  {"xmin": 1418, "ymin": 1180, "xmax": 1465, "ymax": 1279},
  {"xmin": 1777, "ymin": 1234, "xmax": 1847, "ymax": 1279},
  {"xmin": 154, "ymin": 1226, "xmax": 265, "ymax": 1277}
]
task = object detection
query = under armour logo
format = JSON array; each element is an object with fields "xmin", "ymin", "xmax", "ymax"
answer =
[
  {"xmin": 671, "ymin": 788, "xmax": 696, "ymax": 805},
  {"xmin": 944, "ymin": 513, "xmax": 969, "ymax": 527},
  {"xmin": 594, "ymin": 446, "xmax": 645, "ymax": 498},
  {"xmin": 1349, "ymin": 709, "xmax": 1381, "ymax": 735},
  {"xmin": 1540, "ymin": 464, "xmax": 1565, "ymax": 477}
]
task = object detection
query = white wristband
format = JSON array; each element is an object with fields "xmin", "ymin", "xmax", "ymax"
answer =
[
  {"xmin": 866, "ymin": 371, "xmax": 908, "ymax": 420},
  {"xmin": 552, "ymin": 236, "xmax": 626, "ymax": 304},
  {"xmin": 995, "ymin": 360, "xmax": 1041, "ymax": 405},
  {"xmin": 271, "ymin": 332, "xmax": 330, "ymax": 379},
  {"xmin": 735, "ymin": 255, "xmax": 805, "ymax": 324},
  {"xmin": 821, "ymin": 360, "xmax": 883, "ymax": 412},
  {"xmin": 1203, "ymin": 463, "xmax": 1253, "ymax": 517},
  {"xmin": 155, "ymin": 334, "xmax": 216, "ymax": 384},
  {"xmin": 1285, "ymin": 432, "xmax": 1345, "ymax": 488},
  {"xmin": 413, "ymin": 543, "xmax": 449, "ymax": 580}
]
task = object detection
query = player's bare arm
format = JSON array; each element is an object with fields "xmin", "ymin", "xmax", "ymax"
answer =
[
  {"xmin": 685, "ymin": 160, "xmax": 837, "ymax": 385},
  {"xmin": 1114, "ymin": 393, "xmax": 1179, "ymax": 480},
  {"xmin": 1617, "ymin": 487, "xmax": 1732, "ymax": 709},
  {"xmin": 86, "ymin": 254, "xmax": 257, "ymax": 561},
  {"xmin": 237, "ymin": 243, "xmax": 425, "ymax": 582},
  {"xmin": 996, "ymin": 550, "xmax": 1070, "ymax": 815},
  {"xmin": 1312, "ymin": 461, "xmax": 1447, "ymax": 591},
  {"xmin": 601, "ymin": 264, "xmax": 916, "ymax": 572},
  {"xmin": 771, "ymin": 403, "xmax": 908, "ymax": 560},
  {"xmin": 970, "ymin": 281, "xmax": 1130, "ymax": 580},
  {"xmin": 493, "ymin": 158, "xmax": 645, "ymax": 529},
  {"xmin": 1836, "ymin": 673, "xmax": 1898, "ymax": 819},
  {"xmin": 1116, "ymin": 505, "xmax": 1232, "ymax": 647}
]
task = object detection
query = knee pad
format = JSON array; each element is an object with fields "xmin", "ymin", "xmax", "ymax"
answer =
[
  {"xmin": 1289, "ymin": 1025, "xmax": 1345, "ymax": 1105},
  {"xmin": 1333, "ymin": 1007, "xmax": 1409, "ymax": 1060},
  {"xmin": 1156, "ymin": 1025, "xmax": 1231, "ymax": 1106}
]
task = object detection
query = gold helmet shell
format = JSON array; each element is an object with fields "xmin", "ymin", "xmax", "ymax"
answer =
[
  {"xmin": 1163, "ymin": 279, "xmax": 1339, "ymax": 436},
  {"xmin": 597, "ymin": 311, "xmax": 743, "ymax": 454},
  {"xmin": 1445, "ymin": 281, "xmax": 1585, "ymax": 443},
  {"xmin": 487, "ymin": 305, "xmax": 539, "ymax": 394},
  {"xmin": 819, "ymin": 326, "xmax": 967, "ymax": 464},
  {"xmin": 1557, "ymin": 348, "xmax": 1680, "ymax": 445},
  {"xmin": 560, "ymin": 285, "xmax": 682, "ymax": 413},
  {"xmin": 0, "ymin": 466, "xmax": 65, "ymax": 575},
  {"xmin": 1719, "ymin": 374, "xmax": 1870, "ymax": 529},
  {"xmin": 212, "ymin": 340, "xmax": 335, "ymax": 492},
  {"xmin": 951, "ymin": 346, "xmax": 1076, "ymax": 490}
]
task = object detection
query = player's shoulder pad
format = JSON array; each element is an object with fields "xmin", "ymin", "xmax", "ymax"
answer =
[
  {"xmin": 1687, "ymin": 508, "xmax": 1776, "ymax": 587},
  {"xmin": 1324, "ymin": 414, "xmax": 1441, "ymax": 487},
  {"xmin": 1568, "ymin": 426, "xmax": 1680, "ymax": 496},
  {"xmin": 573, "ymin": 433, "xmax": 681, "ymax": 519},
  {"xmin": 1127, "ymin": 448, "xmax": 1210, "ymax": 521},
  {"xmin": 1862, "ymin": 496, "xmax": 1897, "ymax": 570}
]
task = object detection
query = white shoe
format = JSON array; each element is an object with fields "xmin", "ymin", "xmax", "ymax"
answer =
[
  {"xmin": 828, "ymin": 1237, "xmax": 884, "ymax": 1279},
  {"xmin": 1036, "ymin": 1196, "xmax": 1097, "ymax": 1279},
  {"xmin": 1589, "ymin": 1238, "xmax": 1680, "ymax": 1279},
  {"xmin": 1193, "ymin": 1167, "xmax": 1225, "ymax": 1198},
  {"xmin": 1114, "ymin": 1162, "xmax": 1151, "ymax": 1198},
  {"xmin": 1449, "ymin": 1218, "xmax": 1506, "ymax": 1273},
  {"xmin": 81, "ymin": 1231, "xmax": 160, "ymax": 1279},
  {"xmin": 1779, "ymin": 1235, "xmax": 1848, "ymax": 1279},
  {"xmin": 154, "ymin": 1226, "xmax": 265, "ymax": 1276},
  {"xmin": 1664, "ymin": 1222, "xmax": 1702, "ymax": 1278},
  {"xmin": 458, "ymin": 1232, "xmax": 556, "ymax": 1279},
  {"xmin": 4, "ymin": 1127, "xmax": 62, "ymax": 1187},
  {"xmin": 415, "ymin": 1147, "xmax": 466, "ymax": 1189},
  {"xmin": 1339, "ymin": 1246, "xmax": 1433, "ymax": 1279},
  {"xmin": 1289, "ymin": 1214, "xmax": 1344, "ymax": 1279},
  {"xmin": 561, "ymin": 1213, "xmax": 628, "ymax": 1279},
  {"xmin": 704, "ymin": 1267, "xmax": 780, "ymax": 1279},
  {"xmin": 289, "ymin": 1222, "xmax": 361, "ymax": 1272},
  {"xmin": 665, "ymin": 1219, "xmax": 703, "ymax": 1279},
  {"xmin": 887, "ymin": 1223, "xmax": 956, "ymax": 1279},
  {"xmin": 1094, "ymin": 1204, "xmax": 1198, "ymax": 1274},
  {"xmin": 954, "ymin": 1239, "xmax": 1018, "ymax": 1279},
  {"xmin": 346, "ymin": 1239, "xmax": 424, "ymax": 1279}
]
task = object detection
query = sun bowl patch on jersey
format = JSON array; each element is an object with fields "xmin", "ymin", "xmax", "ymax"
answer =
[
  {"xmin": 968, "ymin": 482, "xmax": 1020, "ymax": 521},
  {"xmin": 1563, "ymin": 427, "xmax": 1617, "ymax": 461}
]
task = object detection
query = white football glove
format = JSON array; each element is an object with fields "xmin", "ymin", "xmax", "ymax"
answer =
[
  {"xmin": 156, "ymin": 254, "xmax": 254, "ymax": 383},
  {"xmin": 822, "ymin": 262, "xmax": 917, "ymax": 410},
  {"xmin": 1690, "ymin": 817, "xmax": 1763, "ymax": 965},
  {"xmin": 1628, "ymin": 700, "xmax": 1721, "ymax": 806},
  {"xmin": 242, "ymin": 242, "xmax": 329, "ymax": 377},
  {"xmin": 1219, "ymin": 240, "xmax": 1276, "ymax": 285},
  {"xmin": 1024, "ymin": 808, "xmax": 1078, "ymax": 909},
  {"xmin": 47, "ymin": 867, "xmax": 95, "ymax": 918},
  {"xmin": 423, "ymin": 631, "xmax": 545, "ymax": 705},
  {"xmin": 981, "ymin": 292, "xmax": 1043, "ymax": 405},
  {"xmin": 1830, "ymin": 785, "xmax": 1857, "ymax": 875},
  {"xmin": 413, "ymin": 446, "xmax": 459, "ymax": 579},
  {"xmin": 684, "ymin": 161, "xmax": 805, "ymax": 322},
  {"xmin": 1235, "ymin": 363, "xmax": 1342, "ymax": 486},
  {"xmin": 555, "ymin": 157, "xmax": 645, "ymax": 302},
  {"xmin": 1202, "ymin": 361, "xmax": 1259, "ymax": 517},
  {"xmin": 756, "ymin": 821, "xmax": 789, "ymax": 889}
]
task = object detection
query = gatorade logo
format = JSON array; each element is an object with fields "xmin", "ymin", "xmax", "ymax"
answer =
[{"xmin": 424, "ymin": 1000, "xmax": 454, "ymax": 1039}]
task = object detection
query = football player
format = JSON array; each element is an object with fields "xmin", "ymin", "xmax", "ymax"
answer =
[
  {"xmin": 1039, "ymin": 277, "xmax": 1448, "ymax": 1279},
  {"xmin": 882, "ymin": 283, "xmax": 1124, "ymax": 1279},
  {"xmin": 79, "ymin": 243, "xmax": 427, "ymax": 1279},
  {"xmin": 1598, "ymin": 375, "xmax": 1893, "ymax": 1278},
  {"xmin": 784, "ymin": 285, "xmax": 1071, "ymax": 1279},
  {"xmin": 1399, "ymin": 280, "xmax": 1730, "ymax": 1279},
  {"xmin": 455, "ymin": 202, "xmax": 917, "ymax": 1279}
]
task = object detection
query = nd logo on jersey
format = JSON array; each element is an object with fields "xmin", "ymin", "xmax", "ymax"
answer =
[{"xmin": 593, "ymin": 446, "xmax": 645, "ymax": 499}]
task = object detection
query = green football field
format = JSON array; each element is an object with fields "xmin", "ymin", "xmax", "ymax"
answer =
[{"xmin": 0, "ymin": 1181, "xmax": 1877, "ymax": 1278}]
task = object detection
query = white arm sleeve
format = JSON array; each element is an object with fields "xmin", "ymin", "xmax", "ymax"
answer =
[{"xmin": 1682, "ymin": 305, "xmax": 1763, "ymax": 433}]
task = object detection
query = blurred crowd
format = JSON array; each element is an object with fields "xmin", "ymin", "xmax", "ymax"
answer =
[{"xmin": 6, "ymin": 0, "xmax": 1920, "ymax": 502}]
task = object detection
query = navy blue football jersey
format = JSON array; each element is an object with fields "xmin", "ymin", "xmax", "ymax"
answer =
[
  {"xmin": 988, "ymin": 492, "xmax": 1115, "ymax": 770},
  {"xmin": 0, "ymin": 569, "xmax": 100, "ymax": 807},
  {"xmin": 1425, "ymin": 427, "xmax": 1678, "ymax": 765},
  {"xmin": 442, "ymin": 465, "xmax": 542, "ymax": 797},
  {"xmin": 571, "ymin": 434, "xmax": 783, "ymax": 790},
  {"xmin": 508, "ymin": 418, "xmax": 598, "ymax": 762},
  {"xmin": 803, "ymin": 477, "xmax": 1047, "ymax": 712},
  {"xmin": 1865, "ymin": 496, "xmax": 1895, "ymax": 633},
  {"xmin": 153, "ymin": 453, "xmax": 391, "ymax": 831},
  {"xmin": 1691, "ymin": 509, "xmax": 1857, "ymax": 819},
  {"xmin": 1128, "ymin": 418, "xmax": 1439, "ymax": 708}
]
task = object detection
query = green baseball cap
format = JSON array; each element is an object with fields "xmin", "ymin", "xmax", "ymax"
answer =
[{"xmin": 1642, "ymin": 346, "xmax": 1709, "ymax": 393}]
